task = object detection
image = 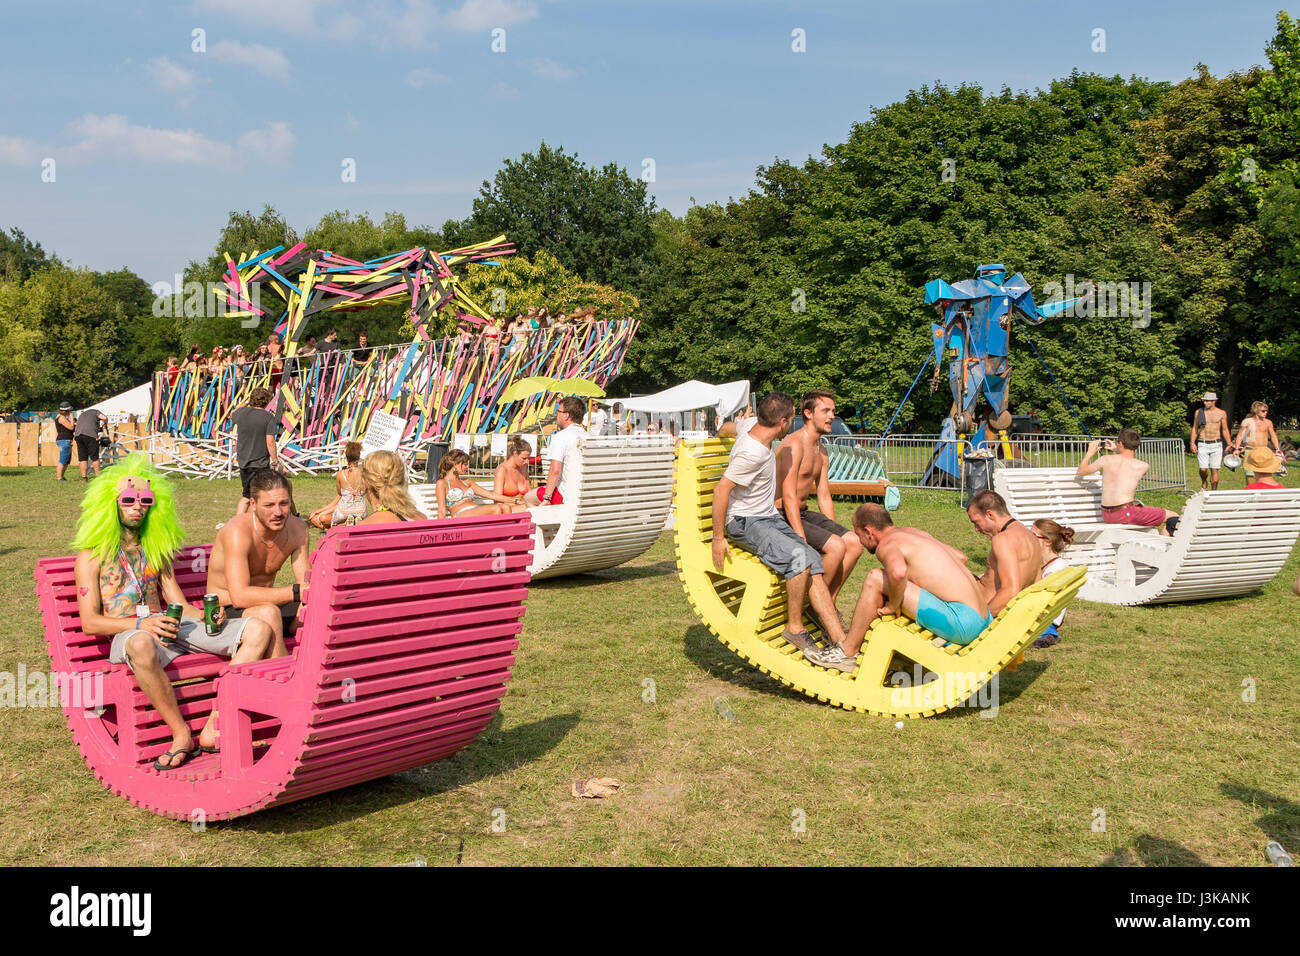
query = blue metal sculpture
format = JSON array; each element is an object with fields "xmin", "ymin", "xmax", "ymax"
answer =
[{"xmin": 921, "ymin": 264, "xmax": 1082, "ymax": 485}]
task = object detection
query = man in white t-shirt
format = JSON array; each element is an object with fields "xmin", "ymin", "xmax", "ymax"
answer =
[
  {"xmin": 587, "ymin": 402, "xmax": 610, "ymax": 437},
  {"xmin": 712, "ymin": 392, "xmax": 856, "ymax": 672},
  {"xmin": 528, "ymin": 396, "xmax": 588, "ymax": 506}
]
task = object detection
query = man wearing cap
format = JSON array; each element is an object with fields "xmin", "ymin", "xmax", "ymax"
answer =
[
  {"xmin": 1243, "ymin": 447, "xmax": 1286, "ymax": 490},
  {"xmin": 1190, "ymin": 392, "xmax": 1229, "ymax": 491}
]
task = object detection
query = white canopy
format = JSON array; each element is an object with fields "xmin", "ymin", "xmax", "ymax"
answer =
[
  {"xmin": 604, "ymin": 380, "xmax": 750, "ymax": 419},
  {"xmin": 97, "ymin": 381, "xmax": 152, "ymax": 421}
]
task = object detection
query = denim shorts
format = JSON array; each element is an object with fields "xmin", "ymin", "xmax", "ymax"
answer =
[
  {"xmin": 56, "ymin": 439, "xmax": 72, "ymax": 466},
  {"xmin": 726, "ymin": 513, "xmax": 824, "ymax": 579}
]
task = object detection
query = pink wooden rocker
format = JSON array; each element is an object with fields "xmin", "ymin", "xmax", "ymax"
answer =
[{"xmin": 34, "ymin": 512, "xmax": 534, "ymax": 821}]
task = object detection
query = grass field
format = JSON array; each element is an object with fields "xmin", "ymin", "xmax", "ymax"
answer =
[{"xmin": 2, "ymin": 460, "xmax": 1297, "ymax": 866}]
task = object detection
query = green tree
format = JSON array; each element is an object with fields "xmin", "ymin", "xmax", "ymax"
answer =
[
  {"xmin": 452, "ymin": 142, "xmax": 658, "ymax": 292},
  {"xmin": 0, "ymin": 227, "xmax": 48, "ymax": 282}
]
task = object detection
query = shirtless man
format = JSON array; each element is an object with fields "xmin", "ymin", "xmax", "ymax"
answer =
[
  {"xmin": 206, "ymin": 469, "xmax": 310, "ymax": 677},
  {"xmin": 1233, "ymin": 401, "xmax": 1281, "ymax": 482},
  {"xmin": 843, "ymin": 503, "xmax": 992, "ymax": 654},
  {"xmin": 1077, "ymin": 428, "xmax": 1180, "ymax": 536},
  {"xmin": 965, "ymin": 490, "xmax": 1041, "ymax": 616},
  {"xmin": 1190, "ymin": 391, "xmax": 1230, "ymax": 490},
  {"xmin": 73, "ymin": 455, "xmax": 273, "ymax": 770},
  {"xmin": 776, "ymin": 390, "xmax": 863, "ymax": 603}
]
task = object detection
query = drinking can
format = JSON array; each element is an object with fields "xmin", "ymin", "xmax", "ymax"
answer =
[
  {"xmin": 163, "ymin": 603, "xmax": 184, "ymax": 644},
  {"xmin": 203, "ymin": 594, "xmax": 221, "ymax": 636}
]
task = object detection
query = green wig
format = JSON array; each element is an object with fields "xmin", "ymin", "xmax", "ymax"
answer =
[{"xmin": 73, "ymin": 453, "xmax": 186, "ymax": 572}]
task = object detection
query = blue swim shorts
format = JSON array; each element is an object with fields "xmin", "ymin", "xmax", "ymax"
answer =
[{"xmin": 915, "ymin": 589, "xmax": 993, "ymax": 645}]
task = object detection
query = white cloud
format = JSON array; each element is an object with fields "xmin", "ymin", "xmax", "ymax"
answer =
[
  {"xmin": 346, "ymin": 111, "xmax": 360, "ymax": 131},
  {"xmin": 146, "ymin": 56, "xmax": 199, "ymax": 94},
  {"xmin": 441, "ymin": 0, "xmax": 538, "ymax": 31},
  {"xmin": 193, "ymin": 0, "xmax": 537, "ymax": 48},
  {"xmin": 209, "ymin": 40, "xmax": 292, "ymax": 82},
  {"xmin": 0, "ymin": 136, "xmax": 42, "ymax": 166},
  {"xmin": 233, "ymin": 121, "xmax": 296, "ymax": 164},
  {"xmin": 525, "ymin": 58, "xmax": 579, "ymax": 81},
  {"xmin": 405, "ymin": 67, "xmax": 451, "ymax": 88},
  {"xmin": 27, "ymin": 114, "xmax": 296, "ymax": 169}
]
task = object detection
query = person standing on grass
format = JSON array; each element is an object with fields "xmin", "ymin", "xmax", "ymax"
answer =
[
  {"xmin": 1190, "ymin": 391, "xmax": 1230, "ymax": 491},
  {"xmin": 55, "ymin": 402, "xmax": 76, "ymax": 481},
  {"xmin": 526, "ymin": 396, "xmax": 588, "ymax": 507},
  {"xmin": 74, "ymin": 406, "xmax": 108, "ymax": 481},
  {"xmin": 73, "ymin": 454, "xmax": 273, "ymax": 771},
  {"xmin": 231, "ymin": 388, "xmax": 280, "ymax": 516},
  {"xmin": 1234, "ymin": 401, "xmax": 1281, "ymax": 483}
]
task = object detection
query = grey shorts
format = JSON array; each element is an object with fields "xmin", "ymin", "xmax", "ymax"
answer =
[
  {"xmin": 726, "ymin": 513, "xmax": 824, "ymax": 580},
  {"xmin": 109, "ymin": 617, "xmax": 249, "ymax": 672}
]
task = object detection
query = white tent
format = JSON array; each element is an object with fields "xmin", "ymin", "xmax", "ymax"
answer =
[
  {"xmin": 96, "ymin": 381, "xmax": 152, "ymax": 421},
  {"xmin": 603, "ymin": 380, "xmax": 750, "ymax": 419}
]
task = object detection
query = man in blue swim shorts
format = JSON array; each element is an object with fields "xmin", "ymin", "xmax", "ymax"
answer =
[{"xmin": 841, "ymin": 504, "xmax": 994, "ymax": 653}]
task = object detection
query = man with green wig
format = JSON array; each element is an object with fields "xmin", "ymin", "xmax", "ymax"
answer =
[{"xmin": 73, "ymin": 454, "xmax": 275, "ymax": 771}]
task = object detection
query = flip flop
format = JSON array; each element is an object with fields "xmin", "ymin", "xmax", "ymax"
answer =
[
  {"xmin": 198, "ymin": 734, "xmax": 220, "ymax": 754},
  {"xmin": 153, "ymin": 743, "xmax": 201, "ymax": 772}
]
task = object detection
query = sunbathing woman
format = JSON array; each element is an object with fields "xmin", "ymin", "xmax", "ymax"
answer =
[
  {"xmin": 493, "ymin": 435, "xmax": 533, "ymax": 507},
  {"xmin": 436, "ymin": 450, "xmax": 526, "ymax": 519},
  {"xmin": 308, "ymin": 441, "xmax": 368, "ymax": 528},
  {"xmin": 359, "ymin": 450, "xmax": 422, "ymax": 524}
]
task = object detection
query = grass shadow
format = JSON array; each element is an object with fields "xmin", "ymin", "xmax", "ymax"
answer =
[
  {"xmin": 1219, "ymin": 781, "xmax": 1300, "ymax": 848},
  {"xmin": 681, "ymin": 623, "xmax": 812, "ymax": 704},
  {"xmin": 529, "ymin": 559, "xmax": 678, "ymax": 589},
  {"xmin": 1100, "ymin": 834, "xmax": 1207, "ymax": 866},
  {"xmin": 224, "ymin": 711, "xmax": 580, "ymax": 835}
]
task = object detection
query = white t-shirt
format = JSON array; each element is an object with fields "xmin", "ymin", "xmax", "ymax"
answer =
[
  {"xmin": 546, "ymin": 423, "xmax": 588, "ymax": 501},
  {"xmin": 1043, "ymin": 555, "xmax": 1069, "ymax": 627},
  {"xmin": 587, "ymin": 407, "xmax": 609, "ymax": 435},
  {"xmin": 723, "ymin": 418, "xmax": 778, "ymax": 521}
]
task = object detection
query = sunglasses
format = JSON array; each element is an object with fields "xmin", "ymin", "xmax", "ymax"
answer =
[{"xmin": 118, "ymin": 492, "xmax": 155, "ymax": 507}]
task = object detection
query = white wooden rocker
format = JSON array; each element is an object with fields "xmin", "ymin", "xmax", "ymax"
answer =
[
  {"xmin": 412, "ymin": 434, "xmax": 677, "ymax": 579},
  {"xmin": 994, "ymin": 467, "xmax": 1300, "ymax": 605}
]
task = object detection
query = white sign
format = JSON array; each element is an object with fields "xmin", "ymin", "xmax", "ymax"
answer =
[
  {"xmin": 472, "ymin": 433, "xmax": 489, "ymax": 448},
  {"xmin": 490, "ymin": 433, "xmax": 508, "ymax": 457},
  {"xmin": 453, "ymin": 433, "xmax": 472, "ymax": 453},
  {"xmin": 360, "ymin": 410, "xmax": 406, "ymax": 458}
]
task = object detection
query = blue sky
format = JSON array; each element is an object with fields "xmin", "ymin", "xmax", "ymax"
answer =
[{"xmin": 0, "ymin": 0, "xmax": 1289, "ymax": 284}]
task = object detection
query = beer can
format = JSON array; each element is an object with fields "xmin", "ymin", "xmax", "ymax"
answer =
[
  {"xmin": 203, "ymin": 594, "xmax": 221, "ymax": 636},
  {"xmin": 163, "ymin": 602, "xmax": 184, "ymax": 643}
]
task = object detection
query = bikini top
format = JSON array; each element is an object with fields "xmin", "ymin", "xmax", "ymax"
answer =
[{"xmin": 446, "ymin": 484, "xmax": 471, "ymax": 509}]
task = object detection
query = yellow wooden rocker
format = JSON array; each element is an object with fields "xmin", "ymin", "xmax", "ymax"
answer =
[{"xmin": 674, "ymin": 438, "xmax": 1086, "ymax": 718}]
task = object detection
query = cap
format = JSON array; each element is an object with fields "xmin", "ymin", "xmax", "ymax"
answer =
[
  {"xmin": 58, "ymin": 402, "xmax": 73, "ymax": 411},
  {"xmin": 1202, "ymin": 391, "xmax": 1218, "ymax": 401}
]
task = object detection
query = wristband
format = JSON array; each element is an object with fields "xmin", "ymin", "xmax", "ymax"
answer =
[
  {"xmin": 293, "ymin": 583, "xmax": 301, "ymax": 604},
  {"xmin": 539, "ymin": 488, "xmax": 549, "ymax": 503}
]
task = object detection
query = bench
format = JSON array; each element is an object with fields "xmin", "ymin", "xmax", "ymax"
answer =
[
  {"xmin": 412, "ymin": 434, "xmax": 676, "ymax": 580},
  {"xmin": 34, "ymin": 513, "xmax": 535, "ymax": 820},
  {"xmin": 994, "ymin": 468, "xmax": 1300, "ymax": 604},
  {"xmin": 674, "ymin": 438, "xmax": 1085, "ymax": 717}
]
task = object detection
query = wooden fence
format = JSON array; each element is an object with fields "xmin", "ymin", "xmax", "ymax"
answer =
[{"xmin": 0, "ymin": 421, "xmax": 152, "ymax": 467}]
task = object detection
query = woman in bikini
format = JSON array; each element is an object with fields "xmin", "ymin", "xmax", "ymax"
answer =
[
  {"xmin": 493, "ymin": 435, "xmax": 533, "ymax": 506},
  {"xmin": 359, "ymin": 450, "xmax": 422, "ymax": 524},
  {"xmin": 435, "ymin": 450, "xmax": 526, "ymax": 520},
  {"xmin": 309, "ymin": 441, "xmax": 368, "ymax": 528}
]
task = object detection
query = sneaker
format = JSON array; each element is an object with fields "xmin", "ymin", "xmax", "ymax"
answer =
[
  {"xmin": 780, "ymin": 628, "xmax": 820, "ymax": 655},
  {"xmin": 804, "ymin": 606, "xmax": 846, "ymax": 646},
  {"xmin": 805, "ymin": 642, "xmax": 858, "ymax": 673},
  {"xmin": 1033, "ymin": 633, "xmax": 1061, "ymax": 649}
]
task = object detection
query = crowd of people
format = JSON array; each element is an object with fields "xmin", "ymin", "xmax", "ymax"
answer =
[{"xmin": 161, "ymin": 330, "xmax": 377, "ymax": 391}]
